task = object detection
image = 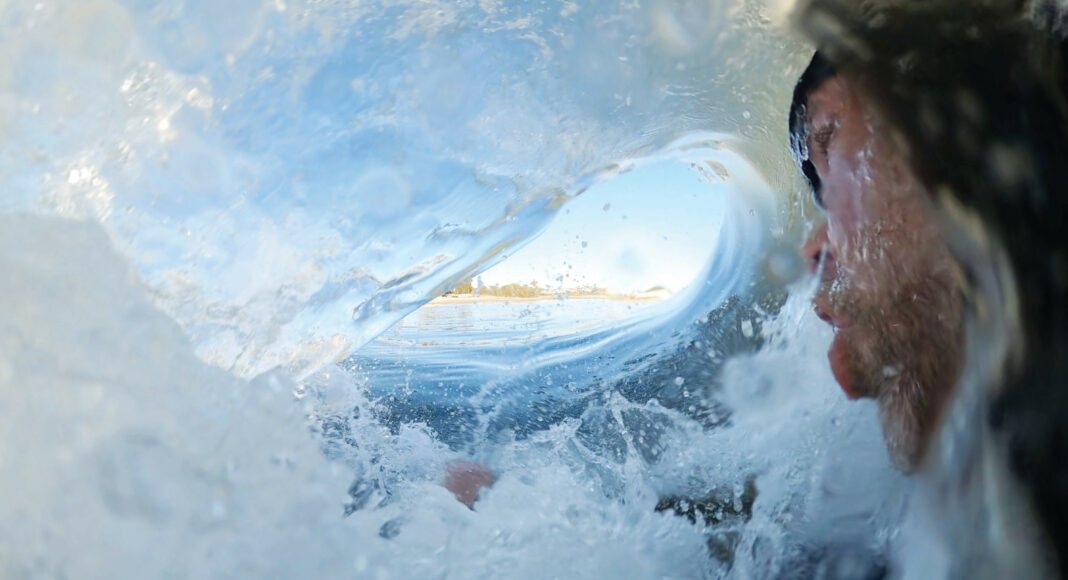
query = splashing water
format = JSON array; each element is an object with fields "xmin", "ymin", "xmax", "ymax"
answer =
[
  {"xmin": 0, "ymin": 0, "xmax": 805, "ymax": 377},
  {"xmin": 0, "ymin": 0, "xmax": 921, "ymax": 577}
]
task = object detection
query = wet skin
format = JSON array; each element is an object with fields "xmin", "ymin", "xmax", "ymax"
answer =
[
  {"xmin": 799, "ymin": 74, "xmax": 966, "ymax": 471},
  {"xmin": 444, "ymin": 459, "xmax": 495, "ymax": 509}
]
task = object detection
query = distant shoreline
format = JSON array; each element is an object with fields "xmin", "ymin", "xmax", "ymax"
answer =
[{"xmin": 426, "ymin": 291, "xmax": 671, "ymax": 306}]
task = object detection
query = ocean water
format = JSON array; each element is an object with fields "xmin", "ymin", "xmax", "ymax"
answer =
[{"xmin": 0, "ymin": 0, "xmax": 919, "ymax": 578}]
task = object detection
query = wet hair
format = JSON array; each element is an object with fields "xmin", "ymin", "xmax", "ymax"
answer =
[{"xmin": 788, "ymin": 51, "xmax": 837, "ymax": 203}]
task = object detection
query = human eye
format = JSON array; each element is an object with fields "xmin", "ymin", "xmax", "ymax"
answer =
[{"xmin": 811, "ymin": 123, "xmax": 836, "ymax": 157}]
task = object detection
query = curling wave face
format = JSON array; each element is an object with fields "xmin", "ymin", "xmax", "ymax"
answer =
[
  {"xmin": 0, "ymin": 0, "xmax": 922, "ymax": 577},
  {"xmin": 1, "ymin": 0, "xmax": 803, "ymax": 377}
]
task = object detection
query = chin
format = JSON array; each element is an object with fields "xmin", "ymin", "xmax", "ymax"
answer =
[
  {"xmin": 878, "ymin": 391, "xmax": 925, "ymax": 472},
  {"xmin": 843, "ymin": 283, "xmax": 964, "ymax": 471},
  {"xmin": 874, "ymin": 349, "xmax": 960, "ymax": 472}
]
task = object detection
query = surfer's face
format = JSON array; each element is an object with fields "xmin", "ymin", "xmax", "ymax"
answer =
[{"xmin": 799, "ymin": 74, "xmax": 965, "ymax": 471}]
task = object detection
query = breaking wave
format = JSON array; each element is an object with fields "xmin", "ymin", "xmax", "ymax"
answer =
[{"xmin": 0, "ymin": 1, "xmax": 915, "ymax": 577}]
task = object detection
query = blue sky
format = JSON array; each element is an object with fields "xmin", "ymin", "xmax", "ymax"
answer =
[{"xmin": 479, "ymin": 159, "xmax": 729, "ymax": 293}]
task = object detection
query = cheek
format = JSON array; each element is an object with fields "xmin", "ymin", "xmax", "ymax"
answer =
[
  {"xmin": 825, "ymin": 180, "xmax": 907, "ymax": 278},
  {"xmin": 824, "ymin": 205, "xmax": 876, "ymax": 272},
  {"xmin": 825, "ymin": 217, "xmax": 905, "ymax": 307},
  {"xmin": 822, "ymin": 158, "xmax": 879, "ymax": 252}
]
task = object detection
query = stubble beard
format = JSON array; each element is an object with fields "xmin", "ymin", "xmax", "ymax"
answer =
[{"xmin": 832, "ymin": 241, "xmax": 964, "ymax": 471}]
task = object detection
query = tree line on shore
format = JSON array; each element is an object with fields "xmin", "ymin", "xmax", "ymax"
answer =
[
  {"xmin": 444, "ymin": 278, "xmax": 667, "ymax": 298},
  {"xmin": 445, "ymin": 279, "xmax": 570, "ymax": 298}
]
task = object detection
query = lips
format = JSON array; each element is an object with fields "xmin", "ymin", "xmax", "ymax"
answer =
[
  {"xmin": 828, "ymin": 331, "xmax": 860, "ymax": 400},
  {"xmin": 813, "ymin": 300, "xmax": 860, "ymax": 399}
]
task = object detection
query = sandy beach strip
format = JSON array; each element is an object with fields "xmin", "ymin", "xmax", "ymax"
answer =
[{"xmin": 426, "ymin": 292, "xmax": 671, "ymax": 306}]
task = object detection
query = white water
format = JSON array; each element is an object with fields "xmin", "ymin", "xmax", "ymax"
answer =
[
  {"xmin": 1, "ymin": 208, "xmax": 907, "ymax": 578},
  {"xmin": 0, "ymin": 0, "xmax": 807, "ymax": 377},
  {"xmin": 0, "ymin": 0, "xmax": 917, "ymax": 577}
]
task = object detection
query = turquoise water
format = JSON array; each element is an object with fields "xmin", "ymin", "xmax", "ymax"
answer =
[
  {"xmin": 374, "ymin": 299, "xmax": 664, "ymax": 347},
  {"xmin": 348, "ymin": 298, "xmax": 694, "ymax": 449}
]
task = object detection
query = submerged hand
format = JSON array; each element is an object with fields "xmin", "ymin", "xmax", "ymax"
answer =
[{"xmin": 443, "ymin": 459, "xmax": 495, "ymax": 509}]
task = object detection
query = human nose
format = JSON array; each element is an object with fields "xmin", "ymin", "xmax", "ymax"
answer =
[{"xmin": 801, "ymin": 222, "xmax": 830, "ymax": 274}]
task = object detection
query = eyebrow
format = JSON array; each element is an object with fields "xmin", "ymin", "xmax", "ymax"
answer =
[
  {"xmin": 803, "ymin": 117, "xmax": 840, "ymax": 209},
  {"xmin": 809, "ymin": 123, "xmax": 836, "ymax": 153}
]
